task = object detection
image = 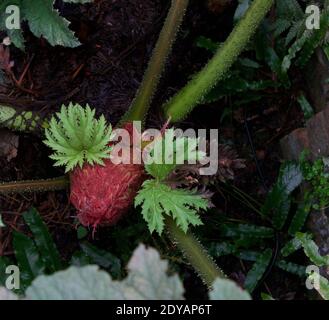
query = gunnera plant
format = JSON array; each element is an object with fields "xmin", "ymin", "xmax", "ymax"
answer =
[{"xmin": 0, "ymin": 0, "xmax": 274, "ymax": 287}]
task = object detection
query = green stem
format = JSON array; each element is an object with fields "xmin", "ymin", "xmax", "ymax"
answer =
[
  {"xmin": 163, "ymin": 0, "xmax": 274, "ymax": 122},
  {"xmin": 166, "ymin": 216, "xmax": 225, "ymax": 288},
  {"xmin": 121, "ymin": 0, "xmax": 189, "ymax": 124},
  {"xmin": 0, "ymin": 176, "xmax": 69, "ymax": 194}
]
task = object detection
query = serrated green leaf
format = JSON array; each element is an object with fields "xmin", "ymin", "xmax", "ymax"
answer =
[
  {"xmin": 244, "ymin": 248, "xmax": 272, "ymax": 293},
  {"xmin": 135, "ymin": 180, "xmax": 207, "ymax": 234},
  {"xmin": 23, "ymin": 208, "xmax": 62, "ymax": 273},
  {"xmin": 44, "ymin": 103, "xmax": 113, "ymax": 172},
  {"xmin": 26, "ymin": 244, "xmax": 184, "ymax": 300},
  {"xmin": 145, "ymin": 128, "xmax": 205, "ymax": 181},
  {"xmin": 210, "ymin": 278, "xmax": 251, "ymax": 300},
  {"xmin": 23, "ymin": 0, "xmax": 80, "ymax": 47}
]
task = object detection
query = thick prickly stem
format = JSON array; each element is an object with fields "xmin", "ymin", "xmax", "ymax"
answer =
[{"xmin": 163, "ymin": 0, "xmax": 274, "ymax": 122}]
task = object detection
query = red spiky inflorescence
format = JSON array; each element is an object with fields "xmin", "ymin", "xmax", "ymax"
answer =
[{"xmin": 70, "ymin": 123, "xmax": 146, "ymax": 229}]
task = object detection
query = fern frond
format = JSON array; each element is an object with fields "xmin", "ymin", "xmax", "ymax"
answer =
[
  {"xmin": 44, "ymin": 103, "xmax": 114, "ymax": 173},
  {"xmin": 297, "ymin": 8, "xmax": 329, "ymax": 66}
]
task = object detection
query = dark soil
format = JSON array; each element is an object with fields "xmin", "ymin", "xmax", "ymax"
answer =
[{"xmin": 0, "ymin": 0, "xmax": 308, "ymax": 299}]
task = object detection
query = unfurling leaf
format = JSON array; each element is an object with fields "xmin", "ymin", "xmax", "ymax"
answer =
[
  {"xmin": 44, "ymin": 103, "xmax": 114, "ymax": 173},
  {"xmin": 145, "ymin": 128, "xmax": 205, "ymax": 181}
]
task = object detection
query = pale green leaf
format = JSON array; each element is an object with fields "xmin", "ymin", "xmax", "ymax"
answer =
[
  {"xmin": 296, "ymin": 233, "xmax": 329, "ymax": 267},
  {"xmin": 26, "ymin": 244, "xmax": 184, "ymax": 300},
  {"xmin": 0, "ymin": 288, "xmax": 18, "ymax": 300},
  {"xmin": 210, "ymin": 278, "xmax": 251, "ymax": 300}
]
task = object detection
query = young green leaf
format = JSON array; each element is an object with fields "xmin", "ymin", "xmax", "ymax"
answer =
[
  {"xmin": 44, "ymin": 103, "xmax": 114, "ymax": 173},
  {"xmin": 135, "ymin": 180, "xmax": 207, "ymax": 234},
  {"xmin": 145, "ymin": 128, "xmax": 205, "ymax": 181}
]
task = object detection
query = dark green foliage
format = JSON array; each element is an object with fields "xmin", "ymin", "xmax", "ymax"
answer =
[
  {"xmin": 244, "ymin": 249, "xmax": 272, "ymax": 292},
  {"xmin": 23, "ymin": 208, "xmax": 62, "ymax": 273},
  {"xmin": 262, "ymin": 163, "xmax": 303, "ymax": 230},
  {"xmin": 288, "ymin": 192, "xmax": 312, "ymax": 235},
  {"xmin": 297, "ymin": 94, "xmax": 314, "ymax": 120},
  {"xmin": 207, "ymin": 160, "xmax": 310, "ymax": 292},
  {"xmin": 13, "ymin": 231, "xmax": 46, "ymax": 290},
  {"xmin": 79, "ymin": 242, "xmax": 121, "ymax": 279},
  {"xmin": 3, "ymin": 208, "xmax": 122, "ymax": 293}
]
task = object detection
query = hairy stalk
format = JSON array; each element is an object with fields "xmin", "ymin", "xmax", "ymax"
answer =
[
  {"xmin": 163, "ymin": 0, "xmax": 274, "ymax": 122},
  {"xmin": 0, "ymin": 176, "xmax": 69, "ymax": 194},
  {"xmin": 166, "ymin": 216, "xmax": 225, "ymax": 288},
  {"xmin": 0, "ymin": 105, "xmax": 45, "ymax": 132},
  {"xmin": 121, "ymin": 0, "xmax": 189, "ymax": 124},
  {"xmin": 120, "ymin": 0, "xmax": 225, "ymax": 285}
]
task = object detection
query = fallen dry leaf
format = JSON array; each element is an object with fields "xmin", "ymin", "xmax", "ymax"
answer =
[{"xmin": 0, "ymin": 129, "xmax": 19, "ymax": 161}]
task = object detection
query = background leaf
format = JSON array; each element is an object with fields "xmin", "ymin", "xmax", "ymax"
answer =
[
  {"xmin": 23, "ymin": 208, "xmax": 62, "ymax": 273},
  {"xmin": 244, "ymin": 248, "xmax": 272, "ymax": 293},
  {"xmin": 26, "ymin": 244, "xmax": 184, "ymax": 300},
  {"xmin": 210, "ymin": 278, "xmax": 251, "ymax": 300},
  {"xmin": 13, "ymin": 231, "xmax": 45, "ymax": 289}
]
